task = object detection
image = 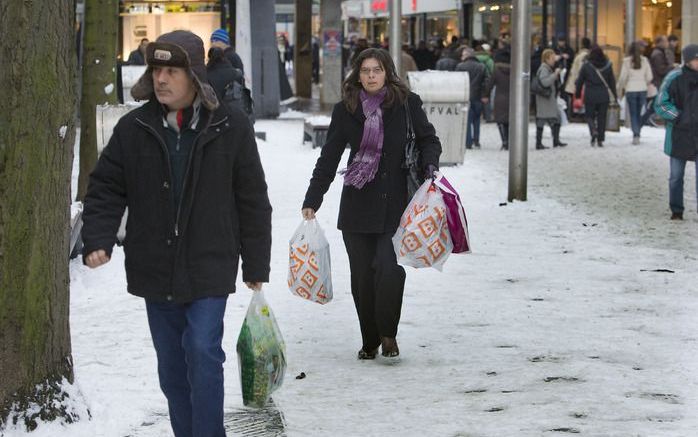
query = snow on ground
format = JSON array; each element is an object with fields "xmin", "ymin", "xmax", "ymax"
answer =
[{"xmin": 7, "ymin": 120, "xmax": 698, "ymax": 437}]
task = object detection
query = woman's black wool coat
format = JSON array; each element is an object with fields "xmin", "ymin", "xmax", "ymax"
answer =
[{"xmin": 303, "ymin": 92, "xmax": 441, "ymax": 234}]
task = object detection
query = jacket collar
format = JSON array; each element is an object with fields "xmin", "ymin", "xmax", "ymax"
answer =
[{"xmin": 136, "ymin": 99, "xmax": 229, "ymax": 143}]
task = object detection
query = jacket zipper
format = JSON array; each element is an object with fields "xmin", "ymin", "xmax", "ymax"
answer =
[
  {"xmin": 137, "ymin": 116, "xmax": 229, "ymax": 237},
  {"xmin": 136, "ymin": 118, "xmax": 177, "ymax": 234}
]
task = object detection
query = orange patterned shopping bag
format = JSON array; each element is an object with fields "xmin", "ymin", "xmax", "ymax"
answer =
[
  {"xmin": 288, "ymin": 219, "xmax": 333, "ymax": 304},
  {"xmin": 392, "ymin": 180, "xmax": 453, "ymax": 270}
]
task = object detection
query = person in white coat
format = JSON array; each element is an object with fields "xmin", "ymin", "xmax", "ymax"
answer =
[{"xmin": 617, "ymin": 42, "xmax": 654, "ymax": 144}]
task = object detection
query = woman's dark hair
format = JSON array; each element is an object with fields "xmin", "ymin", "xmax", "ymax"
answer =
[
  {"xmin": 628, "ymin": 41, "xmax": 642, "ymax": 69},
  {"xmin": 587, "ymin": 45, "xmax": 607, "ymax": 67},
  {"xmin": 342, "ymin": 48, "xmax": 410, "ymax": 113}
]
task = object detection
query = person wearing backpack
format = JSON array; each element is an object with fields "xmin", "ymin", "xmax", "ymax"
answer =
[
  {"xmin": 534, "ymin": 49, "xmax": 566, "ymax": 149},
  {"xmin": 575, "ymin": 45, "xmax": 617, "ymax": 147},
  {"xmin": 207, "ymin": 47, "xmax": 255, "ymax": 124}
]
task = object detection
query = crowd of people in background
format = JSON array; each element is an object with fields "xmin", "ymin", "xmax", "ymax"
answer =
[{"xmin": 341, "ymin": 31, "xmax": 684, "ymax": 152}]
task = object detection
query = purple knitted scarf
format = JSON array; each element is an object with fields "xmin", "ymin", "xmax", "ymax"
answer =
[{"xmin": 342, "ymin": 87, "xmax": 387, "ymax": 189}]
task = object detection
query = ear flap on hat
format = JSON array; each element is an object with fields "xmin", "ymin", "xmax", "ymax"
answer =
[{"xmin": 131, "ymin": 66, "xmax": 154, "ymax": 101}]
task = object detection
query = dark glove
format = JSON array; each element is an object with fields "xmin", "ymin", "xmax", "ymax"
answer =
[{"xmin": 424, "ymin": 164, "xmax": 438, "ymax": 180}]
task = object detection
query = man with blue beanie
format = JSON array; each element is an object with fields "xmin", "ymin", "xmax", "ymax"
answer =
[
  {"xmin": 655, "ymin": 43, "xmax": 698, "ymax": 220},
  {"xmin": 210, "ymin": 28, "xmax": 244, "ymax": 74}
]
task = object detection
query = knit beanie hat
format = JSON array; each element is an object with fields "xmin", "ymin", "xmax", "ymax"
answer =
[
  {"xmin": 682, "ymin": 44, "xmax": 698, "ymax": 64},
  {"xmin": 211, "ymin": 28, "xmax": 231, "ymax": 46},
  {"xmin": 131, "ymin": 30, "xmax": 219, "ymax": 111}
]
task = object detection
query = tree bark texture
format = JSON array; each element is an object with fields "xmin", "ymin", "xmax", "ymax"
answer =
[
  {"xmin": 76, "ymin": 0, "xmax": 118, "ymax": 200},
  {"xmin": 0, "ymin": 0, "xmax": 77, "ymax": 429},
  {"xmin": 294, "ymin": 0, "xmax": 313, "ymax": 98}
]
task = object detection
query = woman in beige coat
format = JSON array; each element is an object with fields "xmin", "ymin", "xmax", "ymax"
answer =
[{"xmin": 617, "ymin": 42, "xmax": 654, "ymax": 144}]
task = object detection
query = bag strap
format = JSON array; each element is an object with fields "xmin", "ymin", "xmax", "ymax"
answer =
[
  {"xmin": 403, "ymin": 99, "xmax": 417, "ymax": 165},
  {"xmin": 592, "ymin": 65, "xmax": 615, "ymax": 102}
]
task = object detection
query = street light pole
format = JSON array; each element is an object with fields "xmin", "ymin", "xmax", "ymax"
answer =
[
  {"xmin": 508, "ymin": 0, "xmax": 532, "ymax": 202},
  {"xmin": 390, "ymin": 0, "xmax": 401, "ymax": 74},
  {"xmin": 625, "ymin": 0, "xmax": 636, "ymax": 51}
]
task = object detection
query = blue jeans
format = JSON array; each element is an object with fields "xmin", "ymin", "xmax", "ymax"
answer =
[
  {"xmin": 466, "ymin": 100, "xmax": 484, "ymax": 147},
  {"xmin": 146, "ymin": 296, "xmax": 228, "ymax": 437},
  {"xmin": 669, "ymin": 157, "xmax": 698, "ymax": 214},
  {"xmin": 625, "ymin": 91, "xmax": 646, "ymax": 137}
]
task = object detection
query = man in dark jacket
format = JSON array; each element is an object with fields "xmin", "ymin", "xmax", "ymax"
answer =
[
  {"xmin": 207, "ymin": 46, "xmax": 254, "ymax": 124},
  {"xmin": 639, "ymin": 36, "xmax": 673, "ymax": 127},
  {"xmin": 82, "ymin": 30, "xmax": 272, "ymax": 437},
  {"xmin": 655, "ymin": 44, "xmax": 698, "ymax": 220},
  {"xmin": 126, "ymin": 38, "xmax": 149, "ymax": 65},
  {"xmin": 210, "ymin": 28, "xmax": 245, "ymax": 74},
  {"xmin": 413, "ymin": 40, "xmax": 436, "ymax": 70},
  {"xmin": 456, "ymin": 48, "xmax": 492, "ymax": 149}
]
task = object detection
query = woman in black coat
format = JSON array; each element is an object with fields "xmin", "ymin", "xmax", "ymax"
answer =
[
  {"xmin": 575, "ymin": 45, "xmax": 618, "ymax": 147},
  {"xmin": 492, "ymin": 47, "xmax": 511, "ymax": 150},
  {"xmin": 302, "ymin": 48, "xmax": 441, "ymax": 359}
]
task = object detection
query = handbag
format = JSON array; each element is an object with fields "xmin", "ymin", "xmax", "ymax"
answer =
[
  {"xmin": 592, "ymin": 66, "xmax": 621, "ymax": 132},
  {"xmin": 402, "ymin": 100, "xmax": 423, "ymax": 200},
  {"xmin": 530, "ymin": 70, "xmax": 553, "ymax": 98}
]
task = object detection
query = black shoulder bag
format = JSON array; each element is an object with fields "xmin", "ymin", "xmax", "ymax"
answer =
[{"xmin": 402, "ymin": 100, "xmax": 423, "ymax": 200}]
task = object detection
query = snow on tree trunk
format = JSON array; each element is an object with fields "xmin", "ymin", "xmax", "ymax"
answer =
[
  {"xmin": 76, "ymin": 0, "xmax": 118, "ymax": 201},
  {"xmin": 0, "ymin": 0, "xmax": 79, "ymax": 430}
]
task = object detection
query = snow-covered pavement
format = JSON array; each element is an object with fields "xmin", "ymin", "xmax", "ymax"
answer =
[{"xmin": 6, "ymin": 120, "xmax": 698, "ymax": 437}]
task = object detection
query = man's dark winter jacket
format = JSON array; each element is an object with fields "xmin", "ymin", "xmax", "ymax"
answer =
[
  {"xmin": 655, "ymin": 66, "xmax": 698, "ymax": 161},
  {"xmin": 303, "ymin": 92, "xmax": 441, "ymax": 234},
  {"xmin": 455, "ymin": 57, "xmax": 491, "ymax": 101},
  {"xmin": 82, "ymin": 99, "xmax": 272, "ymax": 303},
  {"xmin": 575, "ymin": 60, "xmax": 617, "ymax": 105}
]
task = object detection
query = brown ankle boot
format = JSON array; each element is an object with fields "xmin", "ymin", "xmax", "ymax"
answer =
[{"xmin": 380, "ymin": 337, "xmax": 399, "ymax": 357}]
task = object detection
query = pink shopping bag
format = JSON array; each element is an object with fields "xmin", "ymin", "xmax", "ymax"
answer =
[{"xmin": 434, "ymin": 172, "xmax": 471, "ymax": 254}]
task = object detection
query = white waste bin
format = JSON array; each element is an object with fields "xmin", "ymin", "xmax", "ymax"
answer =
[
  {"xmin": 407, "ymin": 71, "xmax": 469, "ymax": 166},
  {"xmin": 121, "ymin": 65, "xmax": 147, "ymax": 104}
]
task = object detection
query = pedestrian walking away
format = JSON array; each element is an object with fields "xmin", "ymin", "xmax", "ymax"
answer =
[
  {"xmin": 642, "ymin": 35, "xmax": 674, "ymax": 127},
  {"xmin": 210, "ymin": 28, "xmax": 245, "ymax": 74},
  {"xmin": 564, "ymin": 37, "xmax": 591, "ymax": 119},
  {"xmin": 534, "ymin": 49, "xmax": 566, "ymax": 149},
  {"xmin": 456, "ymin": 48, "xmax": 492, "ymax": 149},
  {"xmin": 654, "ymin": 44, "xmax": 698, "ymax": 221},
  {"xmin": 81, "ymin": 30, "xmax": 272, "ymax": 437},
  {"xmin": 492, "ymin": 46, "xmax": 511, "ymax": 150},
  {"xmin": 576, "ymin": 45, "xmax": 617, "ymax": 147},
  {"xmin": 617, "ymin": 41, "xmax": 654, "ymax": 144},
  {"xmin": 301, "ymin": 48, "xmax": 441, "ymax": 360}
]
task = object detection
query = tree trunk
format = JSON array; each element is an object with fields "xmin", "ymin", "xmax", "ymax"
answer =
[
  {"xmin": 0, "ymin": 0, "xmax": 79, "ymax": 430},
  {"xmin": 76, "ymin": 0, "xmax": 119, "ymax": 201}
]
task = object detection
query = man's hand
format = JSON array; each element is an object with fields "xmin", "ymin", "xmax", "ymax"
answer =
[
  {"xmin": 301, "ymin": 208, "xmax": 316, "ymax": 220},
  {"xmin": 245, "ymin": 282, "xmax": 263, "ymax": 291},
  {"xmin": 481, "ymin": 97, "xmax": 489, "ymax": 104},
  {"xmin": 85, "ymin": 250, "xmax": 110, "ymax": 269}
]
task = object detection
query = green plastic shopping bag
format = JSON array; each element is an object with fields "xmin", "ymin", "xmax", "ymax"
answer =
[{"xmin": 236, "ymin": 290, "xmax": 286, "ymax": 408}]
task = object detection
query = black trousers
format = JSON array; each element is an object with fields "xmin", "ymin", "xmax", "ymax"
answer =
[
  {"xmin": 585, "ymin": 102, "xmax": 609, "ymax": 141},
  {"xmin": 342, "ymin": 231, "xmax": 406, "ymax": 351}
]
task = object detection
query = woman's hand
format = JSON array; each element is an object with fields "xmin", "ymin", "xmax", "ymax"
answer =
[{"xmin": 302, "ymin": 208, "xmax": 316, "ymax": 220}]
